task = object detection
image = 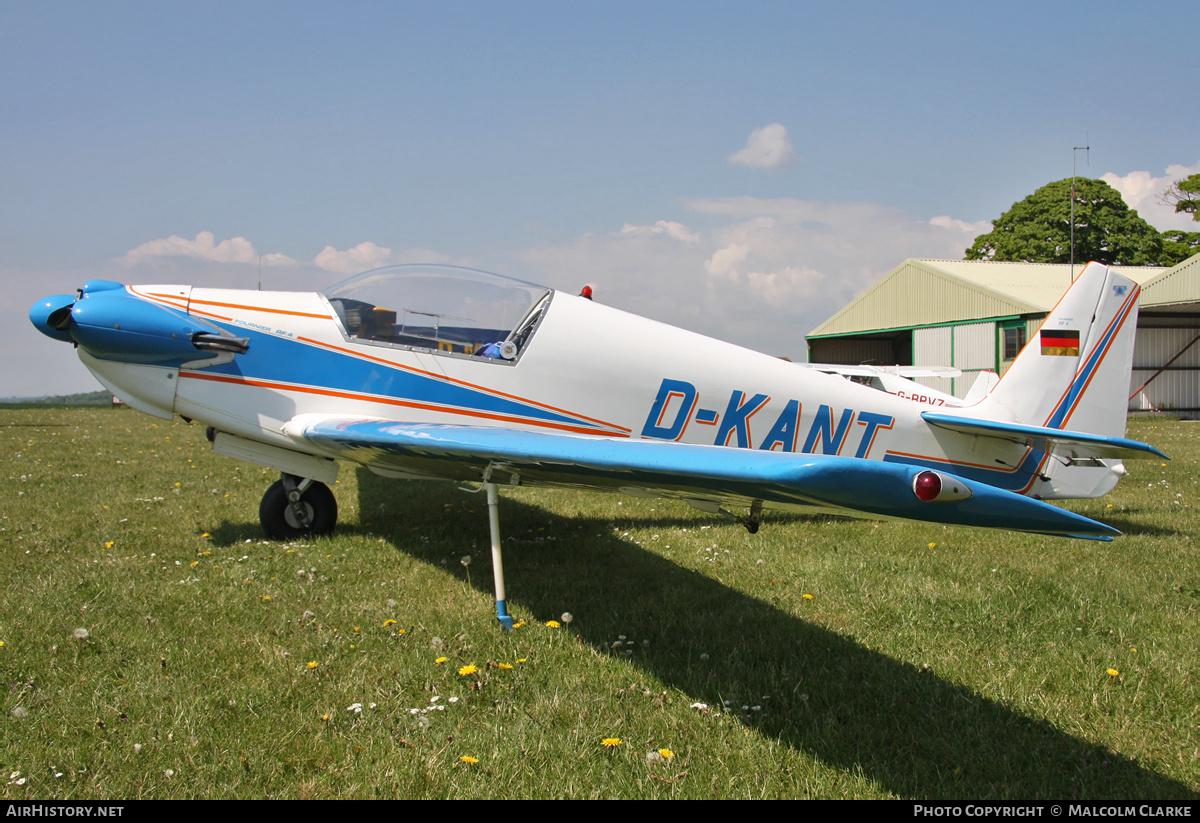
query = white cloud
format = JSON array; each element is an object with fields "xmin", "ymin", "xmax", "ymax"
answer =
[
  {"xmin": 704, "ymin": 242, "xmax": 751, "ymax": 278},
  {"xmin": 728, "ymin": 124, "xmax": 797, "ymax": 171},
  {"xmin": 741, "ymin": 266, "xmax": 826, "ymax": 302},
  {"xmin": 517, "ymin": 197, "xmax": 982, "ymax": 357},
  {"xmin": 619, "ymin": 220, "xmax": 701, "ymax": 244},
  {"xmin": 929, "ymin": 215, "xmax": 992, "ymax": 236},
  {"xmin": 118, "ymin": 231, "xmax": 297, "ymax": 267},
  {"xmin": 113, "ymin": 231, "xmax": 463, "ymax": 288},
  {"xmin": 1102, "ymin": 161, "xmax": 1200, "ymax": 232},
  {"xmin": 313, "ymin": 241, "xmax": 395, "ymax": 274}
]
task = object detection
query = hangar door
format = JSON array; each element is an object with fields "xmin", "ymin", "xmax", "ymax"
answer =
[{"xmin": 911, "ymin": 321, "xmax": 995, "ymax": 399}]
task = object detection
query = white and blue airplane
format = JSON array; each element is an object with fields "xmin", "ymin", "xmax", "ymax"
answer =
[{"xmin": 30, "ymin": 261, "xmax": 1165, "ymax": 628}]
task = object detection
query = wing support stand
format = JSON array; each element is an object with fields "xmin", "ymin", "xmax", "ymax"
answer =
[
  {"xmin": 484, "ymin": 481, "xmax": 515, "ymax": 631},
  {"xmin": 717, "ymin": 499, "xmax": 763, "ymax": 534}
]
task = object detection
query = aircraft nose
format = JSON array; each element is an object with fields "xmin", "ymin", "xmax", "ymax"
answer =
[
  {"xmin": 30, "ymin": 282, "xmax": 249, "ymax": 365},
  {"xmin": 29, "ymin": 294, "xmax": 79, "ymax": 343}
]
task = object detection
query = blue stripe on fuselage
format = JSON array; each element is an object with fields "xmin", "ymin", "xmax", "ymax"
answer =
[{"xmin": 194, "ymin": 324, "xmax": 607, "ymax": 430}]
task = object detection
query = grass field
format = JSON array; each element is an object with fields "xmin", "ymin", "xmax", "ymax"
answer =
[{"xmin": 1, "ymin": 408, "xmax": 1196, "ymax": 799}]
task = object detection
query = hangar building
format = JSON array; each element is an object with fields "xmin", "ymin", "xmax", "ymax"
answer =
[{"xmin": 806, "ymin": 254, "xmax": 1200, "ymax": 413}]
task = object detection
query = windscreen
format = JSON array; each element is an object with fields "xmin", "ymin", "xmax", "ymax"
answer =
[{"xmin": 323, "ymin": 264, "xmax": 550, "ymax": 356}]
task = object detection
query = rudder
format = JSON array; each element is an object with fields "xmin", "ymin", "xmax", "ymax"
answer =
[{"xmin": 975, "ymin": 262, "xmax": 1139, "ymax": 437}]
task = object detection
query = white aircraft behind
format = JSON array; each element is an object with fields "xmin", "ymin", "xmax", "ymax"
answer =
[
  {"xmin": 31, "ymin": 261, "xmax": 1165, "ymax": 628},
  {"xmin": 793, "ymin": 363, "xmax": 1002, "ymax": 408}
]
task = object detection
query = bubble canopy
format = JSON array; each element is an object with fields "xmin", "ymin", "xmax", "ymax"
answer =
[{"xmin": 322, "ymin": 264, "xmax": 551, "ymax": 357}]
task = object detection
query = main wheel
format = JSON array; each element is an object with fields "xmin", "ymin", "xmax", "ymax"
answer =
[{"xmin": 259, "ymin": 478, "xmax": 338, "ymax": 539}]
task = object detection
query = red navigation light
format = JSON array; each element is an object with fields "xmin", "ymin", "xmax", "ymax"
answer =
[{"xmin": 913, "ymin": 471, "xmax": 942, "ymax": 502}]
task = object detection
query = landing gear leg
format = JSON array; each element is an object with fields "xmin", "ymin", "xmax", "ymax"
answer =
[
  {"xmin": 259, "ymin": 473, "xmax": 338, "ymax": 538},
  {"xmin": 485, "ymin": 482, "xmax": 515, "ymax": 631}
]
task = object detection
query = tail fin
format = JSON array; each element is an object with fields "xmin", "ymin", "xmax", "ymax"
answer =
[{"xmin": 975, "ymin": 262, "xmax": 1139, "ymax": 437}]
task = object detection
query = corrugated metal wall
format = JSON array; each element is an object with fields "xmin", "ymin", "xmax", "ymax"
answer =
[
  {"xmin": 913, "ymin": 326, "xmax": 953, "ymax": 395},
  {"xmin": 952, "ymin": 322, "xmax": 995, "ymax": 399},
  {"xmin": 913, "ymin": 326, "xmax": 951, "ymax": 365},
  {"xmin": 1128, "ymin": 326, "xmax": 1200, "ymax": 411},
  {"xmin": 912, "ymin": 322, "xmax": 996, "ymax": 399}
]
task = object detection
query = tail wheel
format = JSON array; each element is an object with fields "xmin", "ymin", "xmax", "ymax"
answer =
[{"xmin": 259, "ymin": 477, "xmax": 338, "ymax": 538}]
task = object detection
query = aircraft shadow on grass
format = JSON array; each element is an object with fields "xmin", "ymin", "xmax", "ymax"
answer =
[
  {"xmin": 1082, "ymin": 513, "xmax": 1185, "ymax": 538},
  {"xmin": 359, "ymin": 471, "xmax": 1196, "ymax": 801}
]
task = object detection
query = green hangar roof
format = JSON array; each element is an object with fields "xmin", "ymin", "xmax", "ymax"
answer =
[{"xmin": 808, "ymin": 257, "xmax": 1198, "ymax": 338}]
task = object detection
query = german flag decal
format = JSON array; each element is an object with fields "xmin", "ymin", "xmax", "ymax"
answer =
[{"xmin": 1041, "ymin": 328, "xmax": 1080, "ymax": 356}]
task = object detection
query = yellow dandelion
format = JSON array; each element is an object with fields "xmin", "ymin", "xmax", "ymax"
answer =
[
  {"xmin": 202, "ymin": 532, "xmax": 211, "ymax": 538},
  {"xmin": 436, "ymin": 656, "xmax": 448, "ymax": 664},
  {"xmin": 601, "ymin": 737, "xmax": 622, "ymax": 748},
  {"xmin": 105, "ymin": 541, "xmax": 114, "ymax": 549},
  {"xmin": 497, "ymin": 663, "xmax": 513, "ymax": 670},
  {"xmin": 353, "ymin": 626, "xmax": 360, "ymax": 633},
  {"xmin": 459, "ymin": 664, "xmax": 478, "ymax": 676},
  {"xmin": 397, "ymin": 628, "xmax": 406, "ymax": 635},
  {"xmin": 658, "ymin": 748, "xmax": 675, "ymax": 759},
  {"xmin": 1107, "ymin": 668, "xmax": 1120, "ymax": 677},
  {"xmin": 261, "ymin": 595, "xmax": 271, "ymax": 601},
  {"xmin": 513, "ymin": 620, "xmax": 527, "ymax": 629},
  {"xmin": 802, "ymin": 593, "xmax": 814, "ymax": 600},
  {"xmin": 459, "ymin": 756, "xmax": 479, "ymax": 764},
  {"xmin": 321, "ymin": 713, "xmax": 330, "ymax": 722},
  {"xmin": 307, "ymin": 661, "xmax": 320, "ymax": 669},
  {"xmin": 517, "ymin": 658, "xmax": 527, "ymax": 664},
  {"xmin": 382, "ymin": 619, "xmax": 397, "ymax": 627},
  {"xmin": 928, "ymin": 542, "xmax": 937, "ymax": 549},
  {"xmin": 545, "ymin": 620, "xmax": 561, "ymax": 628},
  {"xmin": 189, "ymin": 561, "xmax": 199, "ymax": 568}
]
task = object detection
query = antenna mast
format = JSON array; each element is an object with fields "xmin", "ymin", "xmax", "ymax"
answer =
[{"xmin": 1070, "ymin": 141, "xmax": 1090, "ymax": 282}]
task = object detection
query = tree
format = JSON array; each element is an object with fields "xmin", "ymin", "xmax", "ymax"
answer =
[
  {"xmin": 1156, "ymin": 173, "xmax": 1200, "ymax": 266},
  {"xmin": 1160, "ymin": 173, "xmax": 1200, "ymax": 221},
  {"xmin": 965, "ymin": 178, "xmax": 1164, "ymax": 266},
  {"xmin": 1161, "ymin": 230, "xmax": 1200, "ymax": 266}
]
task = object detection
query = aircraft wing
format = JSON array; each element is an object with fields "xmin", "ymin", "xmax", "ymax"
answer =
[
  {"xmin": 284, "ymin": 415, "xmax": 1119, "ymax": 539},
  {"xmin": 921, "ymin": 412, "xmax": 1168, "ymax": 461}
]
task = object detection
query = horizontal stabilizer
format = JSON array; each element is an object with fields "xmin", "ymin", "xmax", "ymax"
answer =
[
  {"xmin": 922, "ymin": 412, "xmax": 1168, "ymax": 461},
  {"xmin": 286, "ymin": 415, "xmax": 1120, "ymax": 540}
]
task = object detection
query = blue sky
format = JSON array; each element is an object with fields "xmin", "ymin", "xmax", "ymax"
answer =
[{"xmin": 5, "ymin": 1, "xmax": 1199, "ymax": 396}]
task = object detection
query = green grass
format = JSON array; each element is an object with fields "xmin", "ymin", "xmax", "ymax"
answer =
[{"xmin": 0, "ymin": 409, "xmax": 1197, "ymax": 799}]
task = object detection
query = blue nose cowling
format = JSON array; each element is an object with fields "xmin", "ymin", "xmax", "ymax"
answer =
[
  {"xmin": 31, "ymin": 284, "xmax": 237, "ymax": 366},
  {"xmin": 29, "ymin": 294, "xmax": 79, "ymax": 343}
]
